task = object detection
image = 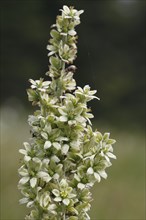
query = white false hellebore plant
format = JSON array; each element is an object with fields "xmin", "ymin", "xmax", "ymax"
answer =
[{"xmin": 18, "ymin": 5, "xmax": 116, "ymax": 220}]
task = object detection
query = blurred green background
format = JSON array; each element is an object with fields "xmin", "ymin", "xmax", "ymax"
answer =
[{"xmin": 0, "ymin": 0, "xmax": 145, "ymax": 219}]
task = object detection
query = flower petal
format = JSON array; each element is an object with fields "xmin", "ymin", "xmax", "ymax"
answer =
[
  {"xmin": 44, "ymin": 141, "xmax": 52, "ymax": 149},
  {"xmin": 52, "ymin": 189, "xmax": 60, "ymax": 197},
  {"xmin": 94, "ymin": 172, "xmax": 101, "ymax": 182},
  {"xmin": 54, "ymin": 197, "xmax": 62, "ymax": 202},
  {"xmin": 63, "ymin": 198, "xmax": 70, "ymax": 206},
  {"xmin": 106, "ymin": 152, "xmax": 117, "ymax": 159},
  {"xmin": 19, "ymin": 176, "xmax": 30, "ymax": 185},
  {"xmin": 87, "ymin": 167, "xmax": 94, "ymax": 175},
  {"xmin": 53, "ymin": 142, "xmax": 61, "ymax": 150},
  {"xmin": 98, "ymin": 170, "xmax": 107, "ymax": 179},
  {"xmin": 61, "ymin": 144, "xmax": 69, "ymax": 155},
  {"xmin": 30, "ymin": 177, "xmax": 37, "ymax": 188},
  {"xmin": 59, "ymin": 116, "xmax": 68, "ymax": 122}
]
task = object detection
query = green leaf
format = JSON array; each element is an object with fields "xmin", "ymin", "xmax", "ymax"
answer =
[
  {"xmin": 27, "ymin": 89, "xmax": 38, "ymax": 102},
  {"xmin": 50, "ymin": 29, "xmax": 60, "ymax": 39},
  {"xmin": 49, "ymin": 56, "xmax": 62, "ymax": 70}
]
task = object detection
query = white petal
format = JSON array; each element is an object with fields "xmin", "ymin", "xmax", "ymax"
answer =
[
  {"xmin": 42, "ymin": 158, "xmax": 50, "ymax": 165},
  {"xmin": 68, "ymin": 30, "xmax": 76, "ymax": 36},
  {"xmin": 27, "ymin": 201, "xmax": 34, "ymax": 208},
  {"xmin": 23, "ymin": 142, "xmax": 31, "ymax": 152},
  {"xmin": 106, "ymin": 152, "xmax": 117, "ymax": 159},
  {"xmin": 24, "ymin": 155, "xmax": 31, "ymax": 162},
  {"xmin": 59, "ymin": 116, "xmax": 68, "ymax": 122},
  {"xmin": 44, "ymin": 141, "xmax": 52, "ymax": 149},
  {"xmin": 53, "ymin": 173, "xmax": 59, "ymax": 180},
  {"xmin": 74, "ymin": 173, "xmax": 80, "ymax": 182},
  {"xmin": 52, "ymin": 189, "xmax": 60, "ymax": 197},
  {"xmin": 98, "ymin": 170, "xmax": 107, "ymax": 179},
  {"xmin": 75, "ymin": 115, "xmax": 85, "ymax": 123},
  {"xmin": 94, "ymin": 172, "xmax": 101, "ymax": 182},
  {"xmin": 87, "ymin": 167, "xmax": 94, "ymax": 175},
  {"xmin": 42, "ymin": 81, "xmax": 51, "ymax": 87},
  {"xmin": 48, "ymin": 51, "xmax": 56, "ymax": 56},
  {"xmin": 61, "ymin": 144, "xmax": 69, "ymax": 155},
  {"xmin": 54, "ymin": 197, "xmax": 62, "ymax": 202},
  {"xmin": 18, "ymin": 168, "xmax": 28, "ymax": 176},
  {"xmin": 32, "ymin": 157, "xmax": 41, "ymax": 164},
  {"xmin": 43, "ymin": 194, "xmax": 51, "ymax": 207},
  {"xmin": 58, "ymin": 108, "xmax": 67, "ymax": 116},
  {"xmin": 77, "ymin": 183, "xmax": 85, "ymax": 190},
  {"xmin": 105, "ymin": 155, "xmax": 110, "ymax": 162},
  {"xmin": 76, "ymin": 10, "xmax": 84, "ymax": 16},
  {"xmin": 19, "ymin": 149, "xmax": 27, "ymax": 155},
  {"xmin": 53, "ymin": 142, "xmax": 61, "ymax": 150},
  {"xmin": 63, "ymin": 198, "xmax": 70, "ymax": 206},
  {"xmin": 63, "ymin": 5, "xmax": 70, "ymax": 14},
  {"xmin": 37, "ymin": 171, "xmax": 52, "ymax": 183},
  {"xmin": 60, "ymin": 32, "xmax": 68, "ymax": 36},
  {"xmin": 19, "ymin": 176, "xmax": 30, "ymax": 185},
  {"xmin": 56, "ymin": 136, "xmax": 69, "ymax": 141},
  {"xmin": 30, "ymin": 177, "xmax": 37, "ymax": 188},
  {"xmin": 48, "ymin": 204, "xmax": 57, "ymax": 211},
  {"xmin": 29, "ymin": 79, "xmax": 36, "ymax": 85},
  {"xmin": 19, "ymin": 197, "xmax": 29, "ymax": 204},
  {"xmin": 51, "ymin": 155, "xmax": 60, "ymax": 163},
  {"xmin": 41, "ymin": 132, "xmax": 48, "ymax": 140}
]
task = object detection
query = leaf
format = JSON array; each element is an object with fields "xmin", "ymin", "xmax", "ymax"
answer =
[
  {"xmin": 49, "ymin": 56, "xmax": 62, "ymax": 70},
  {"xmin": 27, "ymin": 89, "xmax": 38, "ymax": 102},
  {"xmin": 50, "ymin": 29, "xmax": 60, "ymax": 39}
]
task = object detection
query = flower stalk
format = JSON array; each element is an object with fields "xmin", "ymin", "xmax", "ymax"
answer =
[{"xmin": 18, "ymin": 5, "xmax": 116, "ymax": 220}]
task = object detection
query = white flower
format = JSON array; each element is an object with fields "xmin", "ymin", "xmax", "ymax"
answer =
[
  {"xmin": 18, "ymin": 166, "xmax": 37, "ymax": 188},
  {"xmin": 52, "ymin": 179, "xmax": 76, "ymax": 206}
]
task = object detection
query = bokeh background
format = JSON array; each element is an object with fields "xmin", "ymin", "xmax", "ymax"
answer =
[{"xmin": 0, "ymin": 0, "xmax": 145, "ymax": 219}]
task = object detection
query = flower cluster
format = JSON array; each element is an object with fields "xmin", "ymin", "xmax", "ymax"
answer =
[{"xmin": 18, "ymin": 5, "xmax": 116, "ymax": 220}]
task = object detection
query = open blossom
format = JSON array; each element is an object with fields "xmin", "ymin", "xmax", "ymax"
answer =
[
  {"xmin": 18, "ymin": 5, "xmax": 116, "ymax": 220},
  {"xmin": 52, "ymin": 179, "xmax": 76, "ymax": 206}
]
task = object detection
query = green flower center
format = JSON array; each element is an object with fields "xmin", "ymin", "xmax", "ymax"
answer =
[{"xmin": 60, "ymin": 191, "xmax": 68, "ymax": 198}]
